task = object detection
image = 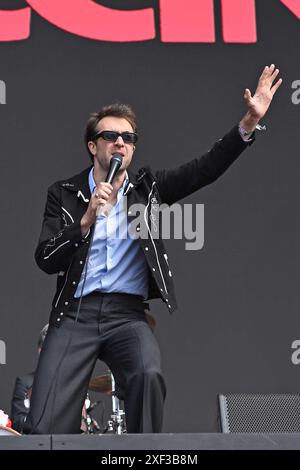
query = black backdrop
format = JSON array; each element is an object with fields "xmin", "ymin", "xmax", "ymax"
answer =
[{"xmin": 0, "ymin": 0, "xmax": 299, "ymax": 432}]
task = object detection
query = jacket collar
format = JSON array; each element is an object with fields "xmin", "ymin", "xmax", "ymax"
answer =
[
  {"xmin": 59, "ymin": 166, "xmax": 92, "ymax": 203},
  {"xmin": 59, "ymin": 165, "xmax": 146, "ymax": 203}
]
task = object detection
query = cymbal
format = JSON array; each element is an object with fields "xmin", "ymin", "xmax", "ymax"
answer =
[{"xmin": 89, "ymin": 374, "xmax": 112, "ymax": 394}]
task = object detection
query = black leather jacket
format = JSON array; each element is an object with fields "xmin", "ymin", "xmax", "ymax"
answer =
[{"xmin": 35, "ymin": 126, "xmax": 252, "ymax": 326}]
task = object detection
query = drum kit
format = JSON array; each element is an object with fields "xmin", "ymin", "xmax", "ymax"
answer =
[
  {"xmin": 0, "ymin": 370, "xmax": 125, "ymax": 437},
  {"xmin": 83, "ymin": 370, "xmax": 126, "ymax": 435},
  {"xmin": 1, "ymin": 371, "xmax": 126, "ymax": 437}
]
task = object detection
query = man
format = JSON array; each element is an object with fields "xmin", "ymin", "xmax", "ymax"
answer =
[
  {"xmin": 24, "ymin": 65, "xmax": 282, "ymax": 434},
  {"xmin": 10, "ymin": 324, "xmax": 48, "ymax": 433}
]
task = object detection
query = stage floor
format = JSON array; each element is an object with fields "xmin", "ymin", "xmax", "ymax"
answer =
[{"xmin": 1, "ymin": 433, "xmax": 300, "ymax": 450}]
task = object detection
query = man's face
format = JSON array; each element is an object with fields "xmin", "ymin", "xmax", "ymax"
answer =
[{"xmin": 89, "ymin": 116, "xmax": 136, "ymax": 174}]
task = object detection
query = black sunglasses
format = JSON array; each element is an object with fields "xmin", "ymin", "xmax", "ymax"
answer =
[{"xmin": 92, "ymin": 130, "xmax": 138, "ymax": 144}]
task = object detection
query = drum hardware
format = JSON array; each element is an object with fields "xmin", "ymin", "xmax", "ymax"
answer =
[
  {"xmin": 103, "ymin": 373, "xmax": 126, "ymax": 435},
  {"xmin": 89, "ymin": 371, "xmax": 126, "ymax": 434},
  {"xmin": 81, "ymin": 392, "xmax": 102, "ymax": 434}
]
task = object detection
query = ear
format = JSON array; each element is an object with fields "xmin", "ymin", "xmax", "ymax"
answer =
[
  {"xmin": 133, "ymin": 145, "xmax": 136, "ymax": 152},
  {"xmin": 88, "ymin": 141, "xmax": 96, "ymax": 155}
]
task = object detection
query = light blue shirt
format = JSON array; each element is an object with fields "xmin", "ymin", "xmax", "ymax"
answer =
[{"xmin": 75, "ymin": 168, "xmax": 149, "ymax": 299}]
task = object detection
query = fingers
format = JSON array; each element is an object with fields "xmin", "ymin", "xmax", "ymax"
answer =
[
  {"xmin": 259, "ymin": 64, "xmax": 275, "ymax": 81},
  {"xmin": 83, "ymin": 182, "xmax": 114, "ymax": 226},
  {"xmin": 265, "ymin": 64, "xmax": 282, "ymax": 93},
  {"xmin": 93, "ymin": 182, "xmax": 112, "ymax": 199},
  {"xmin": 95, "ymin": 197, "xmax": 108, "ymax": 205},
  {"xmin": 92, "ymin": 182, "xmax": 113, "ymax": 207},
  {"xmin": 259, "ymin": 65, "xmax": 270, "ymax": 81},
  {"xmin": 93, "ymin": 193, "xmax": 109, "ymax": 205},
  {"xmin": 257, "ymin": 64, "xmax": 282, "ymax": 93},
  {"xmin": 271, "ymin": 77, "xmax": 283, "ymax": 95},
  {"xmin": 244, "ymin": 88, "xmax": 252, "ymax": 99},
  {"xmin": 243, "ymin": 88, "xmax": 252, "ymax": 104},
  {"xmin": 270, "ymin": 67, "xmax": 279, "ymax": 81},
  {"xmin": 268, "ymin": 63, "xmax": 275, "ymax": 74},
  {"xmin": 262, "ymin": 64, "xmax": 281, "ymax": 80},
  {"xmin": 95, "ymin": 182, "xmax": 113, "ymax": 196}
]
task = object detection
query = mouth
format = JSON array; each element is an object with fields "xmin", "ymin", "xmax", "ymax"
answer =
[{"xmin": 111, "ymin": 152, "xmax": 125, "ymax": 157}]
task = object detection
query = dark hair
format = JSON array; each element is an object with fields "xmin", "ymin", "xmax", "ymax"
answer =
[
  {"xmin": 84, "ymin": 103, "xmax": 137, "ymax": 162},
  {"xmin": 38, "ymin": 324, "xmax": 48, "ymax": 350}
]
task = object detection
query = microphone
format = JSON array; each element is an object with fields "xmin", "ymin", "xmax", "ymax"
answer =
[
  {"xmin": 96, "ymin": 154, "xmax": 123, "ymax": 216},
  {"xmin": 105, "ymin": 154, "xmax": 123, "ymax": 184}
]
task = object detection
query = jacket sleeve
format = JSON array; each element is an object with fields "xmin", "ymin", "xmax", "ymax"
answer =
[
  {"xmin": 34, "ymin": 183, "xmax": 89, "ymax": 274},
  {"xmin": 154, "ymin": 125, "xmax": 254, "ymax": 205}
]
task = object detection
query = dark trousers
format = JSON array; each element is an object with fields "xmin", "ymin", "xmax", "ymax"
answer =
[{"xmin": 24, "ymin": 292, "xmax": 166, "ymax": 434}]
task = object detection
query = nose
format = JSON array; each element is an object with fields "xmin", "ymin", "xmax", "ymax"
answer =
[{"xmin": 115, "ymin": 135, "xmax": 125, "ymax": 146}]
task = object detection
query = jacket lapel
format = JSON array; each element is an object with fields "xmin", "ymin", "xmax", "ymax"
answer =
[{"xmin": 60, "ymin": 166, "xmax": 92, "ymax": 203}]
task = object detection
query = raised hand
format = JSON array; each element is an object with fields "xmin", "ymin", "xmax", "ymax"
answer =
[{"xmin": 240, "ymin": 64, "xmax": 282, "ymax": 133}]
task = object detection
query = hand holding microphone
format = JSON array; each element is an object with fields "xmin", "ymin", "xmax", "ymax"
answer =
[
  {"xmin": 95, "ymin": 154, "xmax": 123, "ymax": 216},
  {"xmin": 94, "ymin": 182, "xmax": 113, "ymax": 217},
  {"xmin": 80, "ymin": 154, "xmax": 123, "ymax": 235}
]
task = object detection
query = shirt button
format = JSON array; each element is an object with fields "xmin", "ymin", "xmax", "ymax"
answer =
[
  {"xmin": 57, "ymin": 318, "xmax": 61, "ymax": 322},
  {"xmin": 166, "ymin": 299, "xmax": 168, "ymax": 302},
  {"xmin": 168, "ymin": 304, "xmax": 171, "ymax": 309},
  {"xmin": 128, "ymin": 211, "xmax": 132, "ymax": 215},
  {"xmin": 136, "ymin": 227, "xmax": 140, "ymax": 232},
  {"xmin": 80, "ymin": 261, "xmax": 83, "ymax": 265},
  {"xmin": 64, "ymin": 301, "xmax": 68, "ymax": 306},
  {"xmin": 160, "ymin": 288, "xmax": 163, "ymax": 292},
  {"xmin": 74, "ymin": 243, "xmax": 78, "ymax": 247},
  {"xmin": 152, "ymin": 268, "xmax": 155, "ymax": 272},
  {"xmin": 60, "ymin": 312, "xmax": 64, "ymax": 316},
  {"xmin": 72, "ymin": 281, "xmax": 76, "ymax": 285},
  {"xmin": 145, "ymin": 247, "xmax": 149, "ymax": 251}
]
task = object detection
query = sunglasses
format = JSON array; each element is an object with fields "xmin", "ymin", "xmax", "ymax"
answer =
[{"xmin": 92, "ymin": 130, "xmax": 138, "ymax": 144}]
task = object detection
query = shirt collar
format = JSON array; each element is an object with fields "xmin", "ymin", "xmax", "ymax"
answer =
[{"xmin": 88, "ymin": 167, "xmax": 129, "ymax": 195}]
